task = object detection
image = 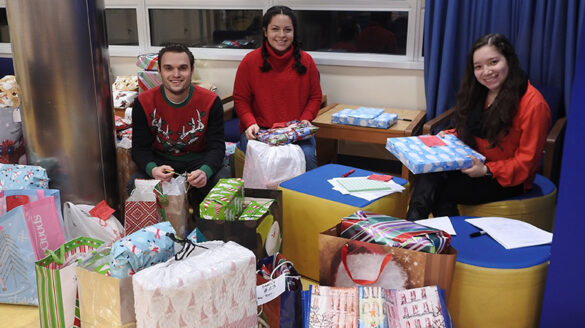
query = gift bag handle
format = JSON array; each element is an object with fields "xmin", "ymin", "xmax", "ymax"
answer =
[
  {"xmin": 341, "ymin": 243, "xmax": 393, "ymax": 285},
  {"xmin": 46, "ymin": 244, "xmax": 66, "ymax": 265},
  {"xmin": 166, "ymin": 232, "xmax": 207, "ymax": 260}
]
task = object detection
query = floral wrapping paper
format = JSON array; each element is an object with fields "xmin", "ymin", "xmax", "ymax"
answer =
[
  {"xmin": 0, "ymin": 164, "xmax": 49, "ymax": 189},
  {"xmin": 385, "ymin": 134, "xmax": 486, "ymax": 174},
  {"xmin": 340, "ymin": 211, "xmax": 451, "ymax": 254},
  {"xmin": 199, "ymin": 178, "xmax": 244, "ymax": 221},
  {"xmin": 256, "ymin": 120, "xmax": 319, "ymax": 146},
  {"xmin": 331, "ymin": 107, "xmax": 399, "ymax": 129}
]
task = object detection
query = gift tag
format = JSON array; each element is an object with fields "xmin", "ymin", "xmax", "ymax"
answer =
[
  {"xmin": 265, "ymin": 221, "xmax": 281, "ymax": 256},
  {"xmin": 13, "ymin": 108, "xmax": 21, "ymax": 123},
  {"xmin": 89, "ymin": 200, "xmax": 115, "ymax": 221},
  {"xmin": 418, "ymin": 135, "xmax": 447, "ymax": 147},
  {"xmin": 256, "ymin": 273, "xmax": 286, "ymax": 305}
]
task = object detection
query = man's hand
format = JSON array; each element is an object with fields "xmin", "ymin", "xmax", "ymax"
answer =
[
  {"xmin": 187, "ymin": 169, "xmax": 207, "ymax": 188},
  {"xmin": 461, "ymin": 156, "xmax": 488, "ymax": 178},
  {"xmin": 151, "ymin": 165, "xmax": 174, "ymax": 182},
  {"xmin": 245, "ymin": 124, "xmax": 260, "ymax": 140}
]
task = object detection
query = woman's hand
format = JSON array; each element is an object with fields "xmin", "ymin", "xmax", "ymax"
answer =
[
  {"xmin": 187, "ymin": 169, "xmax": 207, "ymax": 188},
  {"xmin": 301, "ymin": 119, "xmax": 311, "ymax": 125},
  {"xmin": 461, "ymin": 156, "xmax": 488, "ymax": 178},
  {"xmin": 151, "ymin": 165, "xmax": 174, "ymax": 182},
  {"xmin": 245, "ymin": 124, "xmax": 260, "ymax": 140}
]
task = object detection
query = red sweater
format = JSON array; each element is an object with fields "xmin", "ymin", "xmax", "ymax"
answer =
[
  {"xmin": 233, "ymin": 43, "xmax": 323, "ymax": 132},
  {"xmin": 447, "ymin": 82, "xmax": 551, "ymax": 190}
]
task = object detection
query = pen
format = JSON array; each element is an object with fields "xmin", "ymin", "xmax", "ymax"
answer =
[
  {"xmin": 470, "ymin": 230, "xmax": 487, "ymax": 238},
  {"xmin": 341, "ymin": 169, "xmax": 355, "ymax": 178},
  {"xmin": 399, "ymin": 118, "xmax": 412, "ymax": 122}
]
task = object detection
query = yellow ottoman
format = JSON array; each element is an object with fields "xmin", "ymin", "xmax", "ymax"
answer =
[
  {"xmin": 278, "ymin": 164, "xmax": 409, "ymax": 280},
  {"xmin": 447, "ymin": 216, "xmax": 550, "ymax": 328},
  {"xmin": 458, "ymin": 174, "xmax": 557, "ymax": 232}
]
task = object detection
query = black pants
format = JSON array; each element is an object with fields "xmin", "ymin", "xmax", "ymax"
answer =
[{"xmin": 405, "ymin": 171, "xmax": 525, "ymax": 220}]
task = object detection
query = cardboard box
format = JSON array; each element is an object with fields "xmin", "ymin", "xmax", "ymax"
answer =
[
  {"xmin": 196, "ymin": 188, "xmax": 282, "ymax": 260},
  {"xmin": 331, "ymin": 107, "xmax": 398, "ymax": 129},
  {"xmin": 385, "ymin": 134, "xmax": 486, "ymax": 174}
]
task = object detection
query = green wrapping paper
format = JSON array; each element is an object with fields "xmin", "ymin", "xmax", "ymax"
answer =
[{"xmin": 199, "ymin": 178, "xmax": 244, "ymax": 220}]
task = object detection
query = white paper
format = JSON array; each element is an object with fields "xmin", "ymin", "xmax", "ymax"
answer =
[
  {"xmin": 465, "ymin": 217, "xmax": 553, "ymax": 249},
  {"xmin": 256, "ymin": 273, "xmax": 287, "ymax": 305},
  {"xmin": 328, "ymin": 178, "xmax": 406, "ymax": 201},
  {"xmin": 415, "ymin": 216, "xmax": 456, "ymax": 235}
]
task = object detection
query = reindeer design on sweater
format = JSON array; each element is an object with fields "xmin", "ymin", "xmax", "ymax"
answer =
[{"xmin": 150, "ymin": 107, "xmax": 205, "ymax": 155}]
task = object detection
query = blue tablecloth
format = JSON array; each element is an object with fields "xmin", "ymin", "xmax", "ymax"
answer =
[
  {"xmin": 450, "ymin": 216, "xmax": 551, "ymax": 269},
  {"xmin": 279, "ymin": 163, "xmax": 407, "ymax": 208}
]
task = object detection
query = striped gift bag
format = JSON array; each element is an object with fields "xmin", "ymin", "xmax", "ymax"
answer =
[{"xmin": 35, "ymin": 237, "xmax": 104, "ymax": 328}]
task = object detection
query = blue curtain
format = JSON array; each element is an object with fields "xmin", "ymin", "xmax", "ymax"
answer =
[{"xmin": 424, "ymin": 0, "xmax": 585, "ymax": 119}]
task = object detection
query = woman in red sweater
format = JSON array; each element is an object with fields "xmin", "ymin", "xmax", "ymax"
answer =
[
  {"xmin": 406, "ymin": 33, "xmax": 551, "ymax": 220},
  {"xmin": 233, "ymin": 5, "xmax": 323, "ymax": 171}
]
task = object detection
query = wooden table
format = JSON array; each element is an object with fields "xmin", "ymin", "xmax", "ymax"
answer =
[{"xmin": 312, "ymin": 104, "xmax": 426, "ymax": 179}]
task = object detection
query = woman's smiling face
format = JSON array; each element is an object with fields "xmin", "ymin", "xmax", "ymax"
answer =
[
  {"xmin": 473, "ymin": 44, "xmax": 509, "ymax": 95},
  {"xmin": 264, "ymin": 14, "xmax": 294, "ymax": 55}
]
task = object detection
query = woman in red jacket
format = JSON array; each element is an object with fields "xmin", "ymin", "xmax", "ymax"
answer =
[
  {"xmin": 233, "ymin": 5, "xmax": 323, "ymax": 171},
  {"xmin": 406, "ymin": 33, "xmax": 551, "ymax": 220}
]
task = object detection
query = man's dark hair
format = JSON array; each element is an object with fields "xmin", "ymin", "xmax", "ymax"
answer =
[{"xmin": 157, "ymin": 43, "xmax": 195, "ymax": 69}]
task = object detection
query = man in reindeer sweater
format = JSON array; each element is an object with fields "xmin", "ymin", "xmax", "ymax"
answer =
[{"xmin": 131, "ymin": 43, "xmax": 226, "ymax": 207}]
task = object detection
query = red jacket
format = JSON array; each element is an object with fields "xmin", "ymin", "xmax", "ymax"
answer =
[{"xmin": 233, "ymin": 43, "xmax": 322, "ymax": 132}]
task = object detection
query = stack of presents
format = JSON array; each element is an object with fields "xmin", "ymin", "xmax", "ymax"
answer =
[{"xmin": 0, "ymin": 66, "xmax": 526, "ymax": 327}]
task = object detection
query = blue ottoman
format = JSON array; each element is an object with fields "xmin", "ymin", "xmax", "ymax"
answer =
[
  {"xmin": 278, "ymin": 163, "xmax": 409, "ymax": 280},
  {"xmin": 447, "ymin": 216, "xmax": 551, "ymax": 328}
]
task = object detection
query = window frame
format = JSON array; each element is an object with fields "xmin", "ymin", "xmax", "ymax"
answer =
[{"xmin": 0, "ymin": 0, "xmax": 425, "ymax": 69}]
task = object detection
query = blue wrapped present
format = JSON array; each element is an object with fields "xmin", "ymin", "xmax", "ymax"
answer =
[
  {"xmin": 385, "ymin": 134, "xmax": 486, "ymax": 174},
  {"xmin": 109, "ymin": 221, "xmax": 176, "ymax": 278},
  {"xmin": 331, "ymin": 107, "xmax": 398, "ymax": 129},
  {"xmin": 0, "ymin": 164, "xmax": 49, "ymax": 189}
]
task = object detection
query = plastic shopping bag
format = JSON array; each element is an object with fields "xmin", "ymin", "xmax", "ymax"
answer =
[
  {"xmin": 243, "ymin": 140, "xmax": 305, "ymax": 189},
  {"xmin": 63, "ymin": 202, "xmax": 124, "ymax": 244}
]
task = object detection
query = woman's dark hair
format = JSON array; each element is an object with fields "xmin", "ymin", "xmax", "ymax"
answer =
[
  {"xmin": 454, "ymin": 33, "xmax": 526, "ymax": 148},
  {"xmin": 260, "ymin": 5, "xmax": 307, "ymax": 75},
  {"xmin": 157, "ymin": 43, "xmax": 195, "ymax": 70}
]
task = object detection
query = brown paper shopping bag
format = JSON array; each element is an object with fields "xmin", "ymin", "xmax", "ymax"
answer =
[
  {"xmin": 319, "ymin": 224, "xmax": 457, "ymax": 295},
  {"xmin": 76, "ymin": 248, "xmax": 136, "ymax": 328}
]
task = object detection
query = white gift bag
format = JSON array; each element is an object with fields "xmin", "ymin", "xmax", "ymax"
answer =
[
  {"xmin": 132, "ymin": 241, "xmax": 258, "ymax": 328},
  {"xmin": 63, "ymin": 202, "xmax": 125, "ymax": 245},
  {"xmin": 243, "ymin": 140, "xmax": 305, "ymax": 189}
]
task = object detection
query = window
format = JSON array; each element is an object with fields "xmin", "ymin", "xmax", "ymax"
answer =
[
  {"xmin": 149, "ymin": 9, "xmax": 262, "ymax": 49},
  {"xmin": 105, "ymin": 8, "xmax": 139, "ymax": 45}
]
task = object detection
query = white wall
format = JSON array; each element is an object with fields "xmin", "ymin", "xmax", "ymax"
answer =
[{"xmin": 109, "ymin": 56, "xmax": 426, "ymax": 110}]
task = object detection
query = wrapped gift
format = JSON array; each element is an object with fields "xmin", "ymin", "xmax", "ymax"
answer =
[
  {"xmin": 256, "ymin": 120, "xmax": 319, "ymax": 146},
  {"xmin": 0, "ymin": 164, "xmax": 50, "ymax": 189},
  {"xmin": 331, "ymin": 107, "xmax": 398, "ymax": 129},
  {"xmin": 199, "ymin": 178, "xmax": 244, "ymax": 221},
  {"xmin": 137, "ymin": 70, "xmax": 162, "ymax": 93},
  {"xmin": 132, "ymin": 241, "xmax": 258, "ymax": 328},
  {"xmin": 112, "ymin": 75, "xmax": 138, "ymax": 92},
  {"xmin": 136, "ymin": 53, "xmax": 158, "ymax": 71},
  {"xmin": 109, "ymin": 221, "xmax": 175, "ymax": 278},
  {"xmin": 340, "ymin": 210, "xmax": 451, "ymax": 254},
  {"xmin": 196, "ymin": 188, "xmax": 283, "ymax": 260},
  {"xmin": 113, "ymin": 90, "xmax": 138, "ymax": 110},
  {"xmin": 0, "ymin": 75, "xmax": 21, "ymax": 108},
  {"xmin": 385, "ymin": 134, "xmax": 486, "ymax": 174}
]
